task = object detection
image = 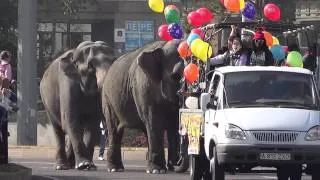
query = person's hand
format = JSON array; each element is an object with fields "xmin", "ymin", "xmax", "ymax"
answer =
[{"xmin": 231, "ymin": 25, "xmax": 236, "ymax": 31}]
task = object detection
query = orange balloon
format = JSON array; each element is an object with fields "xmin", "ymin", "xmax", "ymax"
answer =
[
  {"xmin": 263, "ymin": 31, "xmax": 273, "ymax": 47},
  {"xmin": 178, "ymin": 41, "xmax": 192, "ymax": 59},
  {"xmin": 184, "ymin": 63, "xmax": 199, "ymax": 84},
  {"xmin": 224, "ymin": 0, "xmax": 240, "ymax": 12}
]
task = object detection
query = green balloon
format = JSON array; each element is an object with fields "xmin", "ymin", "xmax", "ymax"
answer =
[
  {"xmin": 165, "ymin": 9, "xmax": 180, "ymax": 24},
  {"xmin": 287, "ymin": 51, "xmax": 303, "ymax": 67}
]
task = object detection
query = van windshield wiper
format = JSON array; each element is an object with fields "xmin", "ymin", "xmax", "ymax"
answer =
[
  {"xmin": 228, "ymin": 100, "xmax": 273, "ymax": 108},
  {"xmin": 255, "ymin": 99, "xmax": 315, "ymax": 109}
]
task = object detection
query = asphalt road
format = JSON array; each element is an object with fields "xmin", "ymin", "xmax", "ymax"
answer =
[{"xmin": 8, "ymin": 147, "xmax": 312, "ymax": 180}]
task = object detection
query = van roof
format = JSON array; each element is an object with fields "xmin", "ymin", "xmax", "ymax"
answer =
[{"xmin": 215, "ymin": 66, "xmax": 313, "ymax": 75}]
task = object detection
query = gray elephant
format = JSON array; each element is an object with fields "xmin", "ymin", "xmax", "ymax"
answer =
[
  {"xmin": 101, "ymin": 40, "xmax": 184, "ymax": 173},
  {"xmin": 40, "ymin": 41, "xmax": 114, "ymax": 170}
]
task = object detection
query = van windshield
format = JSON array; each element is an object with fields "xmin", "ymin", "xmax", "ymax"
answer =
[{"xmin": 224, "ymin": 71, "xmax": 318, "ymax": 109}]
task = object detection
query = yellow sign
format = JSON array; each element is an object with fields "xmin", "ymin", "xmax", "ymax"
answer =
[{"xmin": 180, "ymin": 111, "xmax": 203, "ymax": 155}]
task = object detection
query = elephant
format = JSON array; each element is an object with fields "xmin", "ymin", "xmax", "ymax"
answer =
[
  {"xmin": 40, "ymin": 41, "xmax": 115, "ymax": 170},
  {"xmin": 101, "ymin": 40, "xmax": 184, "ymax": 173}
]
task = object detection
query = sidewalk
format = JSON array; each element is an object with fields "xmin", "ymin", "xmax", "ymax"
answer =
[{"xmin": 8, "ymin": 146, "xmax": 149, "ymax": 160}]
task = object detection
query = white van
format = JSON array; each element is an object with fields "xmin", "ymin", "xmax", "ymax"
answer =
[{"xmin": 201, "ymin": 66, "xmax": 320, "ymax": 180}]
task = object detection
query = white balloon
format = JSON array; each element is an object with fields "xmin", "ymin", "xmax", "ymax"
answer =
[{"xmin": 185, "ymin": 96, "xmax": 199, "ymax": 109}]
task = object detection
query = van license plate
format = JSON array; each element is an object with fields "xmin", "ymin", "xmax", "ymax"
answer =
[{"xmin": 260, "ymin": 153, "xmax": 291, "ymax": 160}]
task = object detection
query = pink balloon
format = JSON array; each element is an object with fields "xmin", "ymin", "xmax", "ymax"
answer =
[
  {"xmin": 196, "ymin": 8, "xmax": 214, "ymax": 24},
  {"xmin": 263, "ymin": 3, "xmax": 281, "ymax": 22},
  {"xmin": 219, "ymin": 0, "xmax": 224, "ymax": 5},
  {"xmin": 187, "ymin": 11, "xmax": 203, "ymax": 28},
  {"xmin": 158, "ymin": 24, "xmax": 173, "ymax": 41},
  {"xmin": 191, "ymin": 28, "xmax": 205, "ymax": 39}
]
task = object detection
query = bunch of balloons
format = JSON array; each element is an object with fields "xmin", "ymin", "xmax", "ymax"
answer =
[
  {"xmin": 157, "ymin": 4, "xmax": 183, "ymax": 41},
  {"xmin": 270, "ymin": 45, "xmax": 286, "ymax": 61},
  {"xmin": 263, "ymin": 3, "xmax": 281, "ymax": 22},
  {"xmin": 187, "ymin": 8, "xmax": 214, "ymax": 28}
]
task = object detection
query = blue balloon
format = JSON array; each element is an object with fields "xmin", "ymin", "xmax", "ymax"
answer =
[
  {"xmin": 271, "ymin": 45, "xmax": 286, "ymax": 61},
  {"xmin": 187, "ymin": 33, "xmax": 200, "ymax": 46},
  {"xmin": 241, "ymin": 2, "xmax": 255, "ymax": 20},
  {"xmin": 168, "ymin": 23, "xmax": 183, "ymax": 39}
]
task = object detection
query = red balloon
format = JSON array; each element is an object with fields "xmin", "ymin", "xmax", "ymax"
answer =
[
  {"xmin": 196, "ymin": 8, "xmax": 214, "ymax": 24},
  {"xmin": 187, "ymin": 11, "xmax": 203, "ymax": 28},
  {"xmin": 158, "ymin": 24, "xmax": 173, "ymax": 41},
  {"xmin": 263, "ymin": 3, "xmax": 281, "ymax": 22},
  {"xmin": 191, "ymin": 28, "xmax": 205, "ymax": 39},
  {"xmin": 219, "ymin": 0, "xmax": 224, "ymax": 5},
  {"xmin": 184, "ymin": 63, "xmax": 199, "ymax": 84}
]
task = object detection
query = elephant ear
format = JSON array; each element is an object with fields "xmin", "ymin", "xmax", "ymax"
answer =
[
  {"xmin": 59, "ymin": 50, "xmax": 78, "ymax": 77},
  {"xmin": 137, "ymin": 48, "xmax": 164, "ymax": 83}
]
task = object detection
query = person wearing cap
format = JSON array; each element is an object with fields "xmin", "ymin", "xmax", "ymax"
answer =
[{"xmin": 248, "ymin": 30, "xmax": 274, "ymax": 66}]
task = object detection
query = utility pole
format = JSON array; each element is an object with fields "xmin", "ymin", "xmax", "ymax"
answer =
[{"xmin": 17, "ymin": 0, "xmax": 38, "ymax": 145}]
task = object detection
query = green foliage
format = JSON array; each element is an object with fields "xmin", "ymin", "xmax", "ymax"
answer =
[{"xmin": 55, "ymin": 0, "xmax": 98, "ymax": 16}]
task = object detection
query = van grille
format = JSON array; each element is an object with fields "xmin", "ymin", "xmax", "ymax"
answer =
[{"xmin": 251, "ymin": 131, "xmax": 299, "ymax": 143}]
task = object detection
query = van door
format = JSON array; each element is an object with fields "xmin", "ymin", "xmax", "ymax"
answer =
[{"xmin": 204, "ymin": 73, "xmax": 222, "ymax": 156}]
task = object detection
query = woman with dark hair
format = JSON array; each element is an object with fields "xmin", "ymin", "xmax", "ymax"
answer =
[
  {"xmin": 248, "ymin": 30, "xmax": 274, "ymax": 66},
  {"xmin": 303, "ymin": 43, "xmax": 317, "ymax": 73},
  {"xmin": 209, "ymin": 36, "xmax": 249, "ymax": 66}
]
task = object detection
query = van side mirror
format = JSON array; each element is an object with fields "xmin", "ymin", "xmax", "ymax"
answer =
[{"xmin": 200, "ymin": 93, "xmax": 217, "ymax": 111}]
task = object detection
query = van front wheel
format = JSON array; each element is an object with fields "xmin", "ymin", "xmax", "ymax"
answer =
[{"xmin": 210, "ymin": 146, "xmax": 224, "ymax": 180}]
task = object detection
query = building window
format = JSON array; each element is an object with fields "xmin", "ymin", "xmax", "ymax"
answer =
[{"xmin": 125, "ymin": 20, "xmax": 154, "ymax": 51}]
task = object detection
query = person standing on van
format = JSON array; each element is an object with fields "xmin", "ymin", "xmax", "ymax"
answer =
[
  {"xmin": 248, "ymin": 30, "xmax": 274, "ymax": 66},
  {"xmin": 0, "ymin": 51, "xmax": 13, "ymax": 84}
]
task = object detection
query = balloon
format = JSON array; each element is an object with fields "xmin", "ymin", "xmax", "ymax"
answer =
[
  {"xmin": 224, "ymin": 0, "xmax": 245, "ymax": 13},
  {"xmin": 263, "ymin": 31, "xmax": 273, "ymax": 47},
  {"xmin": 191, "ymin": 28, "xmax": 205, "ymax": 39},
  {"xmin": 165, "ymin": 9, "xmax": 180, "ymax": 24},
  {"xmin": 219, "ymin": 0, "xmax": 224, "ymax": 5},
  {"xmin": 158, "ymin": 24, "xmax": 173, "ymax": 41},
  {"xmin": 168, "ymin": 23, "xmax": 183, "ymax": 39},
  {"xmin": 196, "ymin": 8, "xmax": 214, "ymax": 24},
  {"xmin": 187, "ymin": 11, "xmax": 203, "ymax": 28},
  {"xmin": 270, "ymin": 45, "xmax": 286, "ymax": 61},
  {"xmin": 263, "ymin": 3, "xmax": 281, "ymax": 22},
  {"xmin": 196, "ymin": 41, "xmax": 213, "ymax": 62},
  {"xmin": 148, "ymin": 0, "xmax": 164, "ymax": 13},
  {"xmin": 184, "ymin": 63, "xmax": 199, "ymax": 84},
  {"xmin": 241, "ymin": 1, "xmax": 255, "ymax": 20},
  {"xmin": 187, "ymin": 33, "xmax": 200, "ymax": 46},
  {"xmin": 286, "ymin": 51, "xmax": 303, "ymax": 67},
  {"xmin": 177, "ymin": 41, "xmax": 192, "ymax": 58},
  {"xmin": 272, "ymin": 36, "xmax": 279, "ymax": 45},
  {"xmin": 164, "ymin": 5, "xmax": 179, "ymax": 15},
  {"xmin": 190, "ymin": 39, "xmax": 203, "ymax": 57}
]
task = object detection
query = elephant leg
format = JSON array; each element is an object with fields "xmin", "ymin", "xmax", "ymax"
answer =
[
  {"xmin": 104, "ymin": 103, "xmax": 124, "ymax": 172},
  {"xmin": 144, "ymin": 118, "xmax": 166, "ymax": 174},
  {"xmin": 82, "ymin": 119, "xmax": 100, "ymax": 170},
  {"xmin": 65, "ymin": 136, "xmax": 75, "ymax": 169},
  {"xmin": 50, "ymin": 120, "xmax": 69, "ymax": 170}
]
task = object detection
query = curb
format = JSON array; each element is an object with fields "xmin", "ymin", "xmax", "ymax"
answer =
[{"xmin": 9, "ymin": 145, "xmax": 148, "ymax": 151}]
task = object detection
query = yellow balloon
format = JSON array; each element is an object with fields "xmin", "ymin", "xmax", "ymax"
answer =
[
  {"xmin": 272, "ymin": 36, "xmax": 279, "ymax": 45},
  {"xmin": 191, "ymin": 39, "xmax": 203, "ymax": 57},
  {"xmin": 148, "ymin": 0, "xmax": 164, "ymax": 13},
  {"xmin": 239, "ymin": 0, "xmax": 245, "ymax": 10},
  {"xmin": 196, "ymin": 41, "xmax": 213, "ymax": 62}
]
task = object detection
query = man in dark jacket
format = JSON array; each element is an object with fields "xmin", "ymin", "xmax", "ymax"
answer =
[{"xmin": 248, "ymin": 30, "xmax": 275, "ymax": 66}]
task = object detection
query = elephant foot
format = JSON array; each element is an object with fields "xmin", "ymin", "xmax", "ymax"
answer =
[
  {"xmin": 146, "ymin": 168, "xmax": 167, "ymax": 174},
  {"xmin": 55, "ymin": 164, "xmax": 70, "ymax": 170},
  {"xmin": 75, "ymin": 160, "xmax": 97, "ymax": 171},
  {"xmin": 107, "ymin": 162, "xmax": 124, "ymax": 173}
]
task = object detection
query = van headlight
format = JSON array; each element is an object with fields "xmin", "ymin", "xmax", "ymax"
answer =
[
  {"xmin": 305, "ymin": 126, "xmax": 320, "ymax": 141},
  {"xmin": 225, "ymin": 124, "xmax": 246, "ymax": 140}
]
